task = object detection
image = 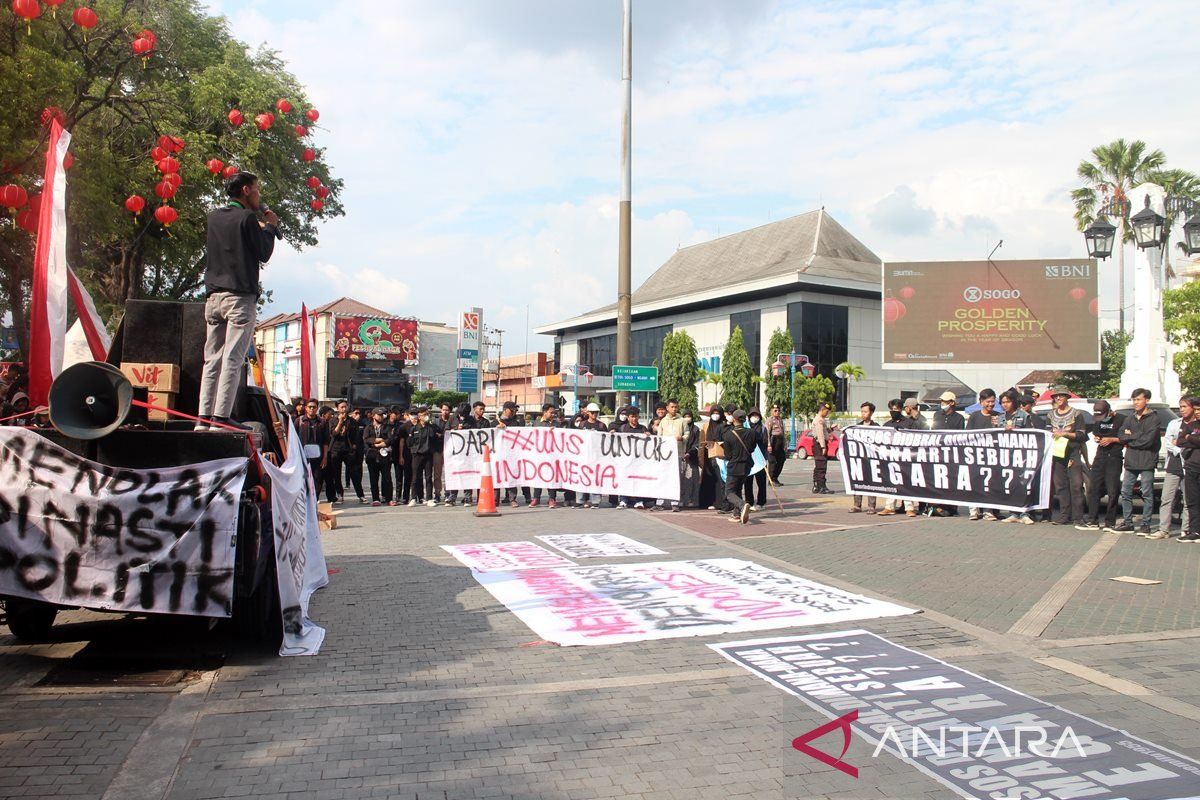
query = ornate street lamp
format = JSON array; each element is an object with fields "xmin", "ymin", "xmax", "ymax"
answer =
[
  {"xmin": 1130, "ymin": 195, "xmax": 1165, "ymax": 250},
  {"xmin": 1183, "ymin": 212, "xmax": 1200, "ymax": 257},
  {"xmin": 1083, "ymin": 215, "xmax": 1117, "ymax": 260}
]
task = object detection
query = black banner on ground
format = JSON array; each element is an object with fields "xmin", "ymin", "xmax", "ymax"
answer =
[
  {"xmin": 713, "ymin": 630, "xmax": 1200, "ymax": 800},
  {"xmin": 837, "ymin": 425, "xmax": 1052, "ymax": 511}
]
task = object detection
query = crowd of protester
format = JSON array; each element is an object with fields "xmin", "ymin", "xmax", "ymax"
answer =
[
  {"xmin": 281, "ymin": 397, "xmax": 794, "ymax": 524},
  {"xmin": 840, "ymin": 386, "xmax": 1200, "ymax": 542}
]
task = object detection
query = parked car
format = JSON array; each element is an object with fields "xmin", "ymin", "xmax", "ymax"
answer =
[{"xmin": 795, "ymin": 428, "xmax": 841, "ymax": 459}]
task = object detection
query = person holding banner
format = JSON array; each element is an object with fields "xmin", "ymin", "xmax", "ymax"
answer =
[
  {"xmin": 877, "ymin": 399, "xmax": 920, "ymax": 517},
  {"xmin": 966, "ymin": 389, "xmax": 1002, "ymax": 522},
  {"xmin": 721, "ymin": 409, "xmax": 756, "ymax": 524},
  {"xmin": 617, "ymin": 408, "xmax": 652, "ymax": 509},
  {"xmin": 849, "ymin": 402, "xmax": 878, "ymax": 514},
  {"xmin": 700, "ymin": 406, "xmax": 729, "ymax": 510},
  {"xmin": 1047, "ymin": 386, "xmax": 1087, "ymax": 526},
  {"xmin": 655, "ymin": 399, "xmax": 687, "ymax": 512},
  {"xmin": 532, "ymin": 404, "xmax": 566, "ymax": 509},
  {"xmin": 575, "ymin": 403, "xmax": 608, "ymax": 508}
]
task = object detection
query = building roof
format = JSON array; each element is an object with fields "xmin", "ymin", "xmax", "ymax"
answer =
[
  {"xmin": 1015, "ymin": 369, "xmax": 1063, "ymax": 386},
  {"xmin": 255, "ymin": 297, "xmax": 402, "ymax": 330},
  {"xmin": 536, "ymin": 208, "xmax": 881, "ymax": 334}
]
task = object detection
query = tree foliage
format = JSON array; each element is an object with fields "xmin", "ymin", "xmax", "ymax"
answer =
[
  {"xmin": 1071, "ymin": 139, "xmax": 1165, "ymax": 235},
  {"xmin": 793, "ymin": 373, "xmax": 836, "ymax": 420},
  {"xmin": 658, "ymin": 329, "xmax": 698, "ymax": 411},
  {"xmin": 0, "ymin": 0, "xmax": 342, "ymax": 357},
  {"xmin": 762, "ymin": 327, "xmax": 794, "ymax": 414},
  {"xmin": 1165, "ymin": 281, "xmax": 1200, "ymax": 394},
  {"xmin": 411, "ymin": 389, "xmax": 468, "ymax": 410},
  {"xmin": 719, "ymin": 325, "xmax": 753, "ymax": 410},
  {"xmin": 1060, "ymin": 329, "xmax": 1133, "ymax": 399}
]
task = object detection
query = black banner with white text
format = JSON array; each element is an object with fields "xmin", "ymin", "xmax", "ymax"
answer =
[{"xmin": 837, "ymin": 425, "xmax": 1052, "ymax": 511}]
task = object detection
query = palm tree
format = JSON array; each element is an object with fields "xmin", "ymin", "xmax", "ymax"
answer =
[
  {"xmin": 1071, "ymin": 139, "xmax": 1167, "ymax": 333},
  {"xmin": 1148, "ymin": 169, "xmax": 1200, "ymax": 281},
  {"xmin": 699, "ymin": 369, "xmax": 721, "ymax": 410},
  {"xmin": 834, "ymin": 361, "xmax": 866, "ymax": 410}
]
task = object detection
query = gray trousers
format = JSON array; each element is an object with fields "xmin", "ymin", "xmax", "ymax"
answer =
[
  {"xmin": 198, "ymin": 291, "xmax": 257, "ymax": 419},
  {"xmin": 1158, "ymin": 472, "xmax": 1190, "ymax": 533}
]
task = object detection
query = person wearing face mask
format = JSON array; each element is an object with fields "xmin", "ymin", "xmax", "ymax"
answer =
[
  {"xmin": 721, "ymin": 409, "xmax": 757, "ymax": 524},
  {"xmin": 576, "ymin": 402, "xmax": 608, "ymax": 508},
  {"xmin": 680, "ymin": 410, "xmax": 701, "ymax": 509},
  {"xmin": 765, "ymin": 404, "xmax": 788, "ymax": 485},
  {"xmin": 933, "ymin": 391, "xmax": 966, "ymax": 431},
  {"xmin": 742, "ymin": 408, "xmax": 768, "ymax": 509},
  {"xmin": 1077, "ymin": 399, "xmax": 1124, "ymax": 532},
  {"xmin": 878, "ymin": 399, "xmax": 920, "ymax": 517},
  {"xmin": 699, "ymin": 405, "xmax": 729, "ymax": 510},
  {"xmin": 966, "ymin": 388, "xmax": 1002, "ymax": 521},
  {"xmin": 849, "ymin": 402, "xmax": 878, "ymax": 514},
  {"xmin": 1174, "ymin": 396, "xmax": 1200, "ymax": 542}
]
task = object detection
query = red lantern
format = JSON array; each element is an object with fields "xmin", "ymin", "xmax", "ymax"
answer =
[
  {"xmin": 0, "ymin": 184, "xmax": 28, "ymax": 213},
  {"xmin": 310, "ymin": 199, "xmax": 324, "ymax": 212},
  {"xmin": 158, "ymin": 135, "xmax": 184, "ymax": 153},
  {"xmin": 1089, "ymin": 297, "xmax": 1100, "ymax": 318},
  {"xmin": 899, "ymin": 286, "xmax": 915, "ymax": 300},
  {"xmin": 206, "ymin": 158, "xmax": 224, "ymax": 175},
  {"xmin": 15, "ymin": 194, "xmax": 40, "ymax": 233},
  {"xmin": 62, "ymin": 152, "xmax": 74, "ymax": 170},
  {"xmin": 43, "ymin": 0, "xmax": 63, "ymax": 18},
  {"xmin": 162, "ymin": 172, "xmax": 182, "ymax": 189},
  {"xmin": 71, "ymin": 6, "xmax": 97, "ymax": 38},
  {"xmin": 12, "ymin": 0, "xmax": 39, "ymax": 33},
  {"xmin": 228, "ymin": 109, "xmax": 244, "ymax": 127},
  {"xmin": 1069, "ymin": 287, "xmax": 1086, "ymax": 302},
  {"xmin": 150, "ymin": 145, "xmax": 168, "ymax": 162},
  {"xmin": 294, "ymin": 124, "xmax": 307, "ymax": 137},
  {"xmin": 132, "ymin": 35, "xmax": 155, "ymax": 66},
  {"xmin": 40, "ymin": 107, "xmax": 66, "ymax": 128},
  {"xmin": 154, "ymin": 180, "xmax": 177, "ymax": 202},
  {"xmin": 305, "ymin": 109, "xmax": 319, "ymax": 122},
  {"xmin": 221, "ymin": 165, "xmax": 238, "ymax": 179},
  {"xmin": 156, "ymin": 156, "xmax": 179, "ymax": 174},
  {"xmin": 305, "ymin": 176, "xmax": 321, "ymax": 189},
  {"xmin": 125, "ymin": 195, "xmax": 145, "ymax": 216},
  {"xmin": 314, "ymin": 185, "xmax": 329, "ymax": 199},
  {"xmin": 276, "ymin": 99, "xmax": 293, "ymax": 114},
  {"xmin": 155, "ymin": 205, "xmax": 178, "ymax": 227},
  {"xmin": 883, "ymin": 296, "xmax": 907, "ymax": 325},
  {"xmin": 137, "ymin": 28, "xmax": 156, "ymax": 48},
  {"xmin": 254, "ymin": 112, "xmax": 274, "ymax": 131},
  {"xmin": 301, "ymin": 147, "xmax": 315, "ymax": 162}
]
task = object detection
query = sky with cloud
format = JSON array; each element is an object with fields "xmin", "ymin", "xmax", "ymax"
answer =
[{"xmin": 203, "ymin": 0, "xmax": 1198, "ymax": 352}]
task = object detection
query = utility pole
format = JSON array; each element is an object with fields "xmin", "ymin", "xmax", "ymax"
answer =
[{"xmin": 615, "ymin": 0, "xmax": 632, "ymax": 409}]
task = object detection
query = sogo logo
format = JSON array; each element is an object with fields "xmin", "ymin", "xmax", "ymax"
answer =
[{"xmin": 962, "ymin": 286, "xmax": 1020, "ymax": 303}]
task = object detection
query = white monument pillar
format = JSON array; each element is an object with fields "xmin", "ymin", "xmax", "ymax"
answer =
[{"xmin": 1119, "ymin": 184, "xmax": 1182, "ymax": 403}]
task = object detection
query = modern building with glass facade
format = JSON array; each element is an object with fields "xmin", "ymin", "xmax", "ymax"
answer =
[{"xmin": 535, "ymin": 208, "xmax": 958, "ymax": 412}]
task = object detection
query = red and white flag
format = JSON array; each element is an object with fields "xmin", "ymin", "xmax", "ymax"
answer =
[
  {"xmin": 299, "ymin": 304, "xmax": 318, "ymax": 400},
  {"xmin": 27, "ymin": 120, "xmax": 110, "ymax": 405}
]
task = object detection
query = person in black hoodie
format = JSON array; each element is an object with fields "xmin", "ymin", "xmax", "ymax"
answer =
[
  {"xmin": 407, "ymin": 406, "xmax": 435, "ymax": 506},
  {"xmin": 700, "ymin": 405, "xmax": 729, "ymax": 510},
  {"xmin": 363, "ymin": 408, "xmax": 395, "ymax": 506},
  {"xmin": 298, "ymin": 399, "xmax": 329, "ymax": 501},
  {"xmin": 326, "ymin": 400, "xmax": 363, "ymax": 504},
  {"xmin": 721, "ymin": 409, "xmax": 756, "ymax": 524},
  {"xmin": 1175, "ymin": 396, "xmax": 1200, "ymax": 542},
  {"xmin": 1114, "ymin": 388, "xmax": 1161, "ymax": 534},
  {"xmin": 743, "ymin": 408, "xmax": 768, "ymax": 509}
]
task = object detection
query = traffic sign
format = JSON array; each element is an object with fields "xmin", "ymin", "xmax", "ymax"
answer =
[
  {"xmin": 612, "ymin": 365, "xmax": 658, "ymax": 392},
  {"xmin": 455, "ymin": 367, "xmax": 479, "ymax": 392}
]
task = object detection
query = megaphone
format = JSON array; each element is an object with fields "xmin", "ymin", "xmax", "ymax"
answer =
[{"xmin": 48, "ymin": 361, "xmax": 133, "ymax": 440}]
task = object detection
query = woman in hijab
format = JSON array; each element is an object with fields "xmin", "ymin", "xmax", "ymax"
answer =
[
  {"xmin": 699, "ymin": 405, "xmax": 728, "ymax": 510},
  {"xmin": 744, "ymin": 408, "xmax": 768, "ymax": 509}
]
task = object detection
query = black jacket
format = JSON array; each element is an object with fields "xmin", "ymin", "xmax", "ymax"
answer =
[
  {"xmin": 966, "ymin": 410, "xmax": 998, "ymax": 430},
  {"xmin": 407, "ymin": 423, "xmax": 434, "ymax": 455},
  {"xmin": 204, "ymin": 204, "xmax": 276, "ymax": 295},
  {"xmin": 1118, "ymin": 409, "xmax": 1161, "ymax": 471},
  {"xmin": 1089, "ymin": 413, "xmax": 1125, "ymax": 464},
  {"xmin": 297, "ymin": 415, "xmax": 328, "ymax": 452},
  {"xmin": 363, "ymin": 421, "xmax": 396, "ymax": 461},
  {"xmin": 933, "ymin": 409, "xmax": 966, "ymax": 430},
  {"xmin": 721, "ymin": 426, "xmax": 756, "ymax": 470},
  {"xmin": 1178, "ymin": 419, "xmax": 1200, "ymax": 470},
  {"xmin": 327, "ymin": 414, "xmax": 360, "ymax": 456}
]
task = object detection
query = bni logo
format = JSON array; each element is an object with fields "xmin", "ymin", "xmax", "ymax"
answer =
[{"xmin": 1045, "ymin": 264, "xmax": 1090, "ymax": 278}]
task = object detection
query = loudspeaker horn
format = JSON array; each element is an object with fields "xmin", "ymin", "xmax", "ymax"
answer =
[{"xmin": 48, "ymin": 361, "xmax": 133, "ymax": 440}]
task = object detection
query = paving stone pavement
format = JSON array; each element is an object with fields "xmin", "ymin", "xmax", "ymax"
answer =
[{"xmin": 5, "ymin": 459, "xmax": 1200, "ymax": 799}]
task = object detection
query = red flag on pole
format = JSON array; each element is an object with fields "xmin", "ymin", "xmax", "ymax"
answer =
[
  {"xmin": 28, "ymin": 120, "xmax": 71, "ymax": 407},
  {"xmin": 299, "ymin": 304, "xmax": 318, "ymax": 400}
]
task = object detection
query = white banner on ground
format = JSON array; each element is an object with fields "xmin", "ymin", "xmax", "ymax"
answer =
[
  {"xmin": 0, "ymin": 427, "xmax": 247, "ymax": 617},
  {"xmin": 444, "ymin": 427, "xmax": 680, "ymax": 501},
  {"xmin": 536, "ymin": 534, "xmax": 667, "ymax": 559},
  {"xmin": 472, "ymin": 558, "xmax": 916, "ymax": 646},
  {"xmin": 442, "ymin": 541, "xmax": 575, "ymax": 571},
  {"xmin": 261, "ymin": 424, "xmax": 329, "ymax": 656}
]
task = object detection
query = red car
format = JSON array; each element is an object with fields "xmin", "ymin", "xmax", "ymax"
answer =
[{"xmin": 795, "ymin": 429, "xmax": 840, "ymax": 459}]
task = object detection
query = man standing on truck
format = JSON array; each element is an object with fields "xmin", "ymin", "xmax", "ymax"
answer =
[{"xmin": 198, "ymin": 171, "xmax": 279, "ymax": 430}]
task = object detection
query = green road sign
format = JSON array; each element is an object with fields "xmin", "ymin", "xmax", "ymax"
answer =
[{"xmin": 612, "ymin": 365, "xmax": 659, "ymax": 392}]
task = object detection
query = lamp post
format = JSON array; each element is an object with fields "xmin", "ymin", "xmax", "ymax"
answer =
[
  {"xmin": 558, "ymin": 363, "xmax": 593, "ymax": 415},
  {"xmin": 1083, "ymin": 195, "xmax": 1130, "ymax": 331},
  {"xmin": 771, "ymin": 352, "xmax": 814, "ymax": 451}
]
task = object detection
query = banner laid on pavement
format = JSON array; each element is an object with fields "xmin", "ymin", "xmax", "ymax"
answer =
[
  {"xmin": 262, "ymin": 423, "xmax": 330, "ymax": 656},
  {"xmin": 838, "ymin": 425, "xmax": 1053, "ymax": 511},
  {"xmin": 444, "ymin": 427, "xmax": 680, "ymax": 501},
  {"xmin": 442, "ymin": 541, "xmax": 575, "ymax": 571},
  {"xmin": 711, "ymin": 629, "xmax": 1200, "ymax": 800},
  {"xmin": 472, "ymin": 558, "xmax": 915, "ymax": 646},
  {"xmin": 0, "ymin": 427, "xmax": 247, "ymax": 618},
  {"xmin": 536, "ymin": 534, "xmax": 667, "ymax": 559}
]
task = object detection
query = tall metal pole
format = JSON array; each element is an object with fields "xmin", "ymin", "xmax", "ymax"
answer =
[
  {"xmin": 789, "ymin": 360, "xmax": 796, "ymax": 451},
  {"xmin": 615, "ymin": 0, "xmax": 633, "ymax": 409}
]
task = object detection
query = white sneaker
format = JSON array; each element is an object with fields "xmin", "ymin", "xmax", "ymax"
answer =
[
  {"xmin": 617, "ymin": 501, "xmax": 628, "ymax": 509},
  {"xmin": 425, "ymin": 500, "xmax": 436, "ymax": 507},
  {"xmin": 751, "ymin": 505, "xmax": 761, "ymax": 512},
  {"xmin": 406, "ymin": 499, "xmax": 417, "ymax": 507},
  {"xmin": 634, "ymin": 502, "xmax": 646, "ymax": 509}
]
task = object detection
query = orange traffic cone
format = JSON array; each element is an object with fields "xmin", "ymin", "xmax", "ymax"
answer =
[{"xmin": 474, "ymin": 445, "xmax": 502, "ymax": 517}]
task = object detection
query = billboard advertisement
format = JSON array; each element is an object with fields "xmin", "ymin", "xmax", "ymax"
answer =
[
  {"xmin": 882, "ymin": 259, "xmax": 1099, "ymax": 369},
  {"xmin": 331, "ymin": 315, "xmax": 420, "ymax": 365}
]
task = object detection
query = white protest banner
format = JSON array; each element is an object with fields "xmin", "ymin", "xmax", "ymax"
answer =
[
  {"xmin": 472, "ymin": 558, "xmax": 915, "ymax": 646},
  {"xmin": 536, "ymin": 534, "xmax": 667, "ymax": 559},
  {"xmin": 838, "ymin": 425, "xmax": 1053, "ymax": 511},
  {"xmin": 0, "ymin": 427, "xmax": 247, "ymax": 618},
  {"xmin": 442, "ymin": 541, "xmax": 575, "ymax": 571},
  {"xmin": 444, "ymin": 427, "xmax": 680, "ymax": 501},
  {"xmin": 261, "ymin": 423, "xmax": 329, "ymax": 656}
]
